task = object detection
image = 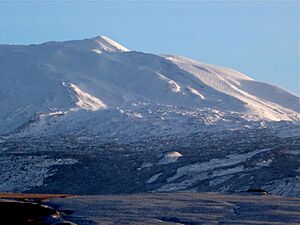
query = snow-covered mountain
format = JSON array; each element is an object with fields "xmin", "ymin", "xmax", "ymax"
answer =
[
  {"xmin": 0, "ymin": 36, "xmax": 299, "ymax": 137},
  {"xmin": 1, "ymin": 36, "xmax": 300, "ymax": 197}
]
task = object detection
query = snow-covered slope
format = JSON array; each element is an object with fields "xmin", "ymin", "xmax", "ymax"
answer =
[{"xmin": 0, "ymin": 36, "xmax": 299, "ymax": 136}]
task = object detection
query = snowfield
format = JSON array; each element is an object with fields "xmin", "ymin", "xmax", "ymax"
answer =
[{"xmin": 0, "ymin": 36, "xmax": 299, "ymax": 196}]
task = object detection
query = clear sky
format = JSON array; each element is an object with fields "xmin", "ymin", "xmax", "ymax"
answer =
[{"xmin": 0, "ymin": 1, "xmax": 299, "ymax": 95}]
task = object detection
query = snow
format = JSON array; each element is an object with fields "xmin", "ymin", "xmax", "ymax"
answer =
[
  {"xmin": 157, "ymin": 165, "xmax": 246, "ymax": 192},
  {"xmin": 147, "ymin": 172, "xmax": 163, "ymax": 184},
  {"xmin": 68, "ymin": 83, "xmax": 107, "ymax": 111},
  {"xmin": 94, "ymin": 35, "xmax": 129, "ymax": 52},
  {"xmin": 137, "ymin": 163, "xmax": 153, "ymax": 171},
  {"xmin": 158, "ymin": 151, "xmax": 183, "ymax": 165},
  {"xmin": 165, "ymin": 55, "xmax": 299, "ymax": 121},
  {"xmin": 187, "ymin": 87, "xmax": 205, "ymax": 99},
  {"xmin": 0, "ymin": 36, "xmax": 299, "ymax": 136},
  {"xmin": 167, "ymin": 148, "xmax": 271, "ymax": 182},
  {"xmin": 156, "ymin": 148, "xmax": 272, "ymax": 192},
  {"xmin": 0, "ymin": 156, "xmax": 78, "ymax": 192},
  {"xmin": 46, "ymin": 35, "xmax": 129, "ymax": 53}
]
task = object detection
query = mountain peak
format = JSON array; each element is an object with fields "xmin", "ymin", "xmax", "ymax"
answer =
[
  {"xmin": 88, "ymin": 35, "xmax": 129, "ymax": 53},
  {"xmin": 41, "ymin": 36, "xmax": 129, "ymax": 53}
]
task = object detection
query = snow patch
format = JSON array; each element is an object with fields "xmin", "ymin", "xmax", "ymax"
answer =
[
  {"xmin": 188, "ymin": 87, "xmax": 205, "ymax": 99},
  {"xmin": 137, "ymin": 163, "xmax": 153, "ymax": 171},
  {"xmin": 158, "ymin": 151, "xmax": 183, "ymax": 165},
  {"xmin": 68, "ymin": 83, "xmax": 107, "ymax": 111},
  {"xmin": 93, "ymin": 36, "xmax": 129, "ymax": 52},
  {"xmin": 157, "ymin": 73, "xmax": 181, "ymax": 93},
  {"xmin": 147, "ymin": 172, "xmax": 163, "ymax": 184}
]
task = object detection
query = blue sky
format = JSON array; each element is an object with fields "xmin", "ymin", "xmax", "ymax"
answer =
[{"xmin": 0, "ymin": 1, "xmax": 299, "ymax": 95}]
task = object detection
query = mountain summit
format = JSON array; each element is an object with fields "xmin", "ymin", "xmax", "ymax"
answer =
[
  {"xmin": 0, "ymin": 36, "xmax": 299, "ymax": 136},
  {"xmin": 41, "ymin": 35, "xmax": 129, "ymax": 53}
]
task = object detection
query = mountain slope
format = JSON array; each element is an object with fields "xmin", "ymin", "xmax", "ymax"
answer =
[{"xmin": 0, "ymin": 36, "xmax": 299, "ymax": 136}]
